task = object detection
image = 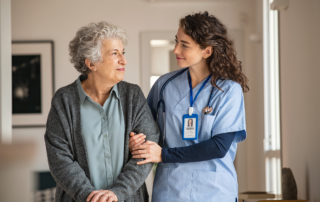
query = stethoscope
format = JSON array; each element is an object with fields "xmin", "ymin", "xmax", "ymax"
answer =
[{"xmin": 156, "ymin": 67, "xmax": 215, "ymax": 146}]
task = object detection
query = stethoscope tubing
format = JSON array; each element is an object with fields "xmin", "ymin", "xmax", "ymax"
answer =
[{"xmin": 156, "ymin": 67, "xmax": 215, "ymax": 146}]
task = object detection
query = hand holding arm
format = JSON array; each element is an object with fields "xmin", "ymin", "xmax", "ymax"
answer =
[
  {"xmin": 132, "ymin": 141, "xmax": 162, "ymax": 164},
  {"xmin": 106, "ymin": 85, "xmax": 159, "ymax": 201},
  {"xmin": 132, "ymin": 132, "xmax": 236, "ymax": 164},
  {"xmin": 129, "ymin": 132, "xmax": 146, "ymax": 153}
]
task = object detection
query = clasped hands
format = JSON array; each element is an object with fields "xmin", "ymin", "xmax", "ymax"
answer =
[
  {"xmin": 129, "ymin": 132, "xmax": 162, "ymax": 164},
  {"xmin": 87, "ymin": 190, "xmax": 118, "ymax": 202}
]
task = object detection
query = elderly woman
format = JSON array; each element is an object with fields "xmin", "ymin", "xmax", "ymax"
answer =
[{"xmin": 44, "ymin": 22, "xmax": 159, "ymax": 202}]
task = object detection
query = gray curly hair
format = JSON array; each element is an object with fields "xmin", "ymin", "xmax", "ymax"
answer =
[{"xmin": 69, "ymin": 21, "xmax": 127, "ymax": 74}]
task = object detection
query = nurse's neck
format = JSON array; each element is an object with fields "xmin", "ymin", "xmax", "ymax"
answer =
[{"xmin": 189, "ymin": 65, "xmax": 211, "ymax": 89}]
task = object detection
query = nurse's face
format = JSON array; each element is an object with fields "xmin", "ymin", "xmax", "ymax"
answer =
[{"xmin": 173, "ymin": 27, "xmax": 209, "ymax": 69}]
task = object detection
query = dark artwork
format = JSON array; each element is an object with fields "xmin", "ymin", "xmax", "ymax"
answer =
[{"xmin": 12, "ymin": 55, "xmax": 41, "ymax": 114}]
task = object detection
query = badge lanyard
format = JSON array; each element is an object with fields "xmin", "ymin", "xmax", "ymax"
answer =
[{"xmin": 182, "ymin": 70, "xmax": 211, "ymax": 140}]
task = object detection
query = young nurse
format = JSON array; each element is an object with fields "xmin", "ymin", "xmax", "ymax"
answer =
[{"xmin": 130, "ymin": 11, "xmax": 249, "ymax": 201}]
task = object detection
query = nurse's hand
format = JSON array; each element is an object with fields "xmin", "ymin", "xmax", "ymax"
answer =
[
  {"xmin": 129, "ymin": 132, "xmax": 146, "ymax": 153},
  {"xmin": 132, "ymin": 141, "xmax": 162, "ymax": 165}
]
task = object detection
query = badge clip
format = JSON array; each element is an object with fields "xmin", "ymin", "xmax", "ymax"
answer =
[{"xmin": 189, "ymin": 107, "xmax": 193, "ymax": 116}]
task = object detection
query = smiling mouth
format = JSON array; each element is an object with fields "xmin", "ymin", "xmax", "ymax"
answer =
[
  {"xmin": 176, "ymin": 57, "xmax": 184, "ymax": 60},
  {"xmin": 117, "ymin": 68, "xmax": 125, "ymax": 71}
]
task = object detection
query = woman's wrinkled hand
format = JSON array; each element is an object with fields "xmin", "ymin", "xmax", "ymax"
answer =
[
  {"xmin": 129, "ymin": 132, "xmax": 146, "ymax": 153},
  {"xmin": 87, "ymin": 189, "xmax": 118, "ymax": 202},
  {"xmin": 132, "ymin": 140, "xmax": 162, "ymax": 165}
]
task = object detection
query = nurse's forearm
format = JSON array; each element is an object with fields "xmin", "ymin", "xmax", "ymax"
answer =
[{"xmin": 161, "ymin": 131, "xmax": 237, "ymax": 163}]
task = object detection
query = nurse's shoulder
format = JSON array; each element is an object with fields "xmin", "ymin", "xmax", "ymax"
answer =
[
  {"xmin": 152, "ymin": 68, "xmax": 187, "ymax": 93},
  {"xmin": 147, "ymin": 69, "xmax": 186, "ymax": 115},
  {"xmin": 218, "ymin": 79, "xmax": 242, "ymax": 93},
  {"xmin": 214, "ymin": 79, "xmax": 244, "ymax": 104}
]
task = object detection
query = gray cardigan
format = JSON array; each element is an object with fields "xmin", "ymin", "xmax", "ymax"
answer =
[{"xmin": 44, "ymin": 79, "xmax": 159, "ymax": 202}]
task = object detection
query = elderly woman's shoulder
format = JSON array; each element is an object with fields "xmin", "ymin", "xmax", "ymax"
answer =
[
  {"xmin": 52, "ymin": 82, "xmax": 78, "ymax": 101},
  {"xmin": 118, "ymin": 81, "xmax": 142, "ymax": 93}
]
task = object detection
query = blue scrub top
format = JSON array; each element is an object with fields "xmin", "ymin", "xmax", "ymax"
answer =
[{"xmin": 148, "ymin": 69, "xmax": 247, "ymax": 202}]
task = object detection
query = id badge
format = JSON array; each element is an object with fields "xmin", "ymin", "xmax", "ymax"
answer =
[{"xmin": 182, "ymin": 114, "xmax": 198, "ymax": 140}]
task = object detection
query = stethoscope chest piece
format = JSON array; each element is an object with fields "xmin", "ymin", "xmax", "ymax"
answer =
[{"xmin": 202, "ymin": 107, "xmax": 213, "ymax": 115}]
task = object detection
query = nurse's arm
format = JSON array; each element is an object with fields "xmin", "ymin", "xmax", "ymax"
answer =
[
  {"xmin": 132, "ymin": 131, "xmax": 237, "ymax": 164},
  {"xmin": 161, "ymin": 131, "xmax": 236, "ymax": 163}
]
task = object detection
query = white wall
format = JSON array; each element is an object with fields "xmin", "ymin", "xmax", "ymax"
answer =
[
  {"xmin": 11, "ymin": 0, "xmax": 257, "ymax": 89},
  {"xmin": 0, "ymin": 0, "xmax": 12, "ymax": 143},
  {"xmin": 279, "ymin": 0, "xmax": 320, "ymax": 201},
  {"xmin": 11, "ymin": 0, "xmax": 265, "ymax": 193}
]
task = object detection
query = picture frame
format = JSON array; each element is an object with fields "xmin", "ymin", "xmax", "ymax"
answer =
[{"xmin": 12, "ymin": 41, "xmax": 55, "ymax": 128}]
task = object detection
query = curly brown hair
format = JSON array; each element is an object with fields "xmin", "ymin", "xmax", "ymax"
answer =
[{"xmin": 180, "ymin": 11, "xmax": 249, "ymax": 92}]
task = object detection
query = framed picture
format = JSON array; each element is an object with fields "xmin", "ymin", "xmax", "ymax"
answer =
[{"xmin": 12, "ymin": 41, "xmax": 54, "ymax": 128}]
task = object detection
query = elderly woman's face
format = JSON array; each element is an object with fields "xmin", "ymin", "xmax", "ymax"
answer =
[{"xmin": 95, "ymin": 38, "xmax": 126, "ymax": 83}]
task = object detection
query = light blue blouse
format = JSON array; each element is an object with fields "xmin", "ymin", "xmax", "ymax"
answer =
[
  {"xmin": 76, "ymin": 78, "xmax": 125, "ymax": 190},
  {"xmin": 148, "ymin": 69, "xmax": 247, "ymax": 202}
]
